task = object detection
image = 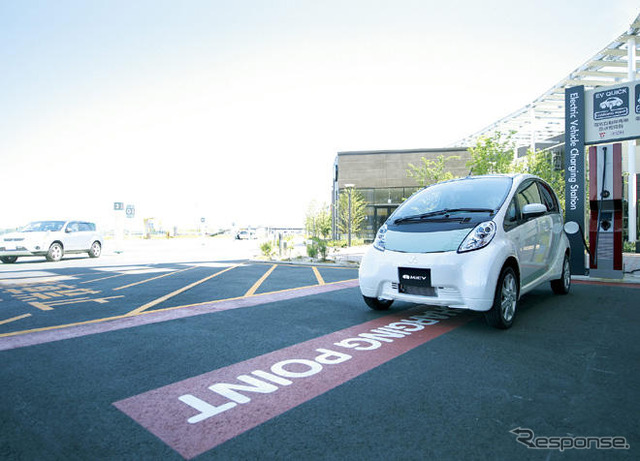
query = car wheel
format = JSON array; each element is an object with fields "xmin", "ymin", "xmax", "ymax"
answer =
[
  {"xmin": 484, "ymin": 266, "xmax": 518, "ymax": 329},
  {"xmin": 363, "ymin": 295, "xmax": 393, "ymax": 311},
  {"xmin": 88, "ymin": 241, "xmax": 102, "ymax": 258},
  {"xmin": 46, "ymin": 242, "xmax": 63, "ymax": 262},
  {"xmin": 550, "ymin": 254, "xmax": 571, "ymax": 295},
  {"xmin": 1, "ymin": 256, "xmax": 18, "ymax": 264}
]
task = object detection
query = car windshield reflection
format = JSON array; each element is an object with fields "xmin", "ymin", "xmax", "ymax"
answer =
[
  {"xmin": 392, "ymin": 176, "xmax": 513, "ymax": 222},
  {"xmin": 20, "ymin": 221, "xmax": 66, "ymax": 232}
]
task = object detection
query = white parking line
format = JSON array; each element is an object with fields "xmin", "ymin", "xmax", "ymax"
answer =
[
  {"xmin": 0, "ymin": 276, "xmax": 76, "ymax": 286},
  {"xmin": 0, "ymin": 271, "xmax": 60, "ymax": 279}
]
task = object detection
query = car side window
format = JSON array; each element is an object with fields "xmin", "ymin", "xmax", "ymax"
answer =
[
  {"xmin": 78, "ymin": 223, "xmax": 92, "ymax": 232},
  {"xmin": 503, "ymin": 197, "xmax": 520, "ymax": 231},
  {"xmin": 505, "ymin": 180, "xmax": 545, "ymax": 231},
  {"xmin": 67, "ymin": 222, "xmax": 79, "ymax": 232},
  {"xmin": 516, "ymin": 181, "xmax": 543, "ymax": 215},
  {"xmin": 537, "ymin": 181, "xmax": 559, "ymax": 213}
]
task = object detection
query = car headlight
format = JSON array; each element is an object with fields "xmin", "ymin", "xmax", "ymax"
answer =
[
  {"xmin": 373, "ymin": 224, "xmax": 387, "ymax": 251},
  {"xmin": 458, "ymin": 221, "xmax": 496, "ymax": 253}
]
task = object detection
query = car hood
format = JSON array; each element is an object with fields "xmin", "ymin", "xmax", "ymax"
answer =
[
  {"xmin": 383, "ymin": 215, "xmax": 492, "ymax": 253},
  {"xmin": 2, "ymin": 231, "xmax": 51, "ymax": 241}
]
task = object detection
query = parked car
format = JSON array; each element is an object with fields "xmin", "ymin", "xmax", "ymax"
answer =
[
  {"xmin": 0, "ymin": 220, "xmax": 103, "ymax": 263},
  {"xmin": 235, "ymin": 229, "xmax": 256, "ymax": 240},
  {"xmin": 359, "ymin": 174, "xmax": 571, "ymax": 329}
]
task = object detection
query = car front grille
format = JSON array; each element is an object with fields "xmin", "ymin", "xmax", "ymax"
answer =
[{"xmin": 399, "ymin": 285, "xmax": 437, "ymax": 296}]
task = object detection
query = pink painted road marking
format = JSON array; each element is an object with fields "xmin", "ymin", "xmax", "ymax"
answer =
[
  {"xmin": 0, "ymin": 280, "xmax": 358, "ymax": 351},
  {"xmin": 573, "ymin": 279, "xmax": 640, "ymax": 288},
  {"xmin": 114, "ymin": 306, "xmax": 471, "ymax": 459}
]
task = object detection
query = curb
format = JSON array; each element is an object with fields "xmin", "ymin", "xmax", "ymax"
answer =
[
  {"xmin": 249, "ymin": 258, "xmax": 360, "ymax": 269},
  {"xmin": 573, "ymin": 275, "xmax": 640, "ymax": 285}
]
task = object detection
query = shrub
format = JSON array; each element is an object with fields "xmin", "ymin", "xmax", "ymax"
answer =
[
  {"xmin": 306, "ymin": 242, "xmax": 318, "ymax": 259},
  {"xmin": 313, "ymin": 237, "xmax": 328, "ymax": 261},
  {"xmin": 260, "ymin": 241, "xmax": 275, "ymax": 259}
]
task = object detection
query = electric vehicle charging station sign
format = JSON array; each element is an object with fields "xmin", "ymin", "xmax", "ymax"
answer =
[{"xmin": 585, "ymin": 81, "xmax": 640, "ymax": 144}]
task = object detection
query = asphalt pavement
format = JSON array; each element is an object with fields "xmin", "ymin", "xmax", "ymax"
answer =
[{"xmin": 1, "ymin": 239, "xmax": 639, "ymax": 460}]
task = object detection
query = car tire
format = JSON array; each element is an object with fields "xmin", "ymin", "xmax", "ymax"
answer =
[
  {"xmin": 88, "ymin": 241, "xmax": 102, "ymax": 258},
  {"xmin": 484, "ymin": 266, "xmax": 518, "ymax": 329},
  {"xmin": 550, "ymin": 254, "xmax": 571, "ymax": 295},
  {"xmin": 46, "ymin": 242, "xmax": 63, "ymax": 262},
  {"xmin": 1, "ymin": 256, "xmax": 18, "ymax": 264},
  {"xmin": 363, "ymin": 295, "xmax": 393, "ymax": 311}
]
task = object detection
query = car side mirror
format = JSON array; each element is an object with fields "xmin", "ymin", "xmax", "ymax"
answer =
[
  {"xmin": 564, "ymin": 221, "xmax": 580, "ymax": 235},
  {"xmin": 522, "ymin": 203, "xmax": 547, "ymax": 218}
]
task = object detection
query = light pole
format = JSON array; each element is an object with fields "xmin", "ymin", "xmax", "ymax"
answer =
[{"xmin": 345, "ymin": 184, "xmax": 355, "ymax": 247}]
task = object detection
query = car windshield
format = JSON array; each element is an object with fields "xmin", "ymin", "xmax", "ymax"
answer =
[
  {"xmin": 20, "ymin": 221, "xmax": 66, "ymax": 232},
  {"xmin": 391, "ymin": 177, "xmax": 513, "ymax": 222}
]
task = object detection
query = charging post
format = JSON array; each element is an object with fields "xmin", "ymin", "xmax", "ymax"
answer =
[
  {"xmin": 565, "ymin": 79, "xmax": 640, "ymax": 278},
  {"xmin": 588, "ymin": 144, "xmax": 623, "ymax": 278}
]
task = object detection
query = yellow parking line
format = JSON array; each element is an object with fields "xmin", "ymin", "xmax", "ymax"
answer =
[
  {"xmin": 244, "ymin": 264, "xmax": 278, "ymax": 297},
  {"xmin": 0, "ymin": 278, "xmax": 359, "ymax": 339},
  {"xmin": 113, "ymin": 266, "xmax": 197, "ymax": 291},
  {"xmin": 29, "ymin": 302, "xmax": 55, "ymax": 311},
  {"xmin": 0, "ymin": 313, "xmax": 32, "ymax": 326},
  {"xmin": 312, "ymin": 266, "xmax": 325, "ymax": 285},
  {"xmin": 126, "ymin": 264, "xmax": 241, "ymax": 315}
]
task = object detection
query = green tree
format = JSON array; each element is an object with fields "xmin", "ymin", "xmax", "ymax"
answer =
[
  {"xmin": 467, "ymin": 131, "xmax": 566, "ymax": 210},
  {"xmin": 407, "ymin": 154, "xmax": 460, "ymax": 187},
  {"xmin": 338, "ymin": 188, "xmax": 366, "ymax": 238},
  {"xmin": 316, "ymin": 207, "xmax": 332, "ymax": 239},
  {"xmin": 305, "ymin": 201, "xmax": 332, "ymax": 238},
  {"xmin": 466, "ymin": 131, "xmax": 516, "ymax": 175},
  {"xmin": 517, "ymin": 149, "xmax": 566, "ymax": 210}
]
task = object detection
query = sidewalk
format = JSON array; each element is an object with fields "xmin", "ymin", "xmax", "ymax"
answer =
[
  {"xmin": 619, "ymin": 253, "xmax": 640, "ymax": 283},
  {"xmin": 330, "ymin": 245, "xmax": 369, "ymax": 265}
]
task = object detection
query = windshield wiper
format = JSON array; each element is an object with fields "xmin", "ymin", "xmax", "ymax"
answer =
[{"xmin": 394, "ymin": 208, "xmax": 494, "ymax": 224}]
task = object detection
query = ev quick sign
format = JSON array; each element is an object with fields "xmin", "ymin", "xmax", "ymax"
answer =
[{"xmin": 585, "ymin": 81, "xmax": 640, "ymax": 144}]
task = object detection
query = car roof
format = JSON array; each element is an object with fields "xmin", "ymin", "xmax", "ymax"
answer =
[{"xmin": 440, "ymin": 173, "xmax": 531, "ymax": 184}]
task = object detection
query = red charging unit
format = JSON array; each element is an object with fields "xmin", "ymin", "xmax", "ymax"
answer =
[{"xmin": 588, "ymin": 143, "xmax": 623, "ymax": 278}]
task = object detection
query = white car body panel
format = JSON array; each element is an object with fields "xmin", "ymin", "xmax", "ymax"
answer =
[{"xmin": 0, "ymin": 220, "xmax": 102, "ymax": 261}]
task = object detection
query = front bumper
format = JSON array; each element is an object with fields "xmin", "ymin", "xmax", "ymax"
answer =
[
  {"xmin": 358, "ymin": 246, "xmax": 508, "ymax": 312},
  {"xmin": 0, "ymin": 242, "xmax": 46, "ymax": 258},
  {"xmin": 0, "ymin": 249, "xmax": 43, "ymax": 258}
]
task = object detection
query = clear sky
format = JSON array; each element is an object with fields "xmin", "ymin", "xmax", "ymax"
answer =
[{"xmin": 1, "ymin": 0, "xmax": 639, "ymax": 231}]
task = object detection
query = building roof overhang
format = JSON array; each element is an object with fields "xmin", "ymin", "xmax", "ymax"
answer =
[{"xmin": 451, "ymin": 13, "xmax": 640, "ymax": 151}]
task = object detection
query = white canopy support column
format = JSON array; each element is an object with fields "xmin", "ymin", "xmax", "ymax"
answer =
[
  {"xmin": 628, "ymin": 35, "xmax": 637, "ymax": 243},
  {"xmin": 529, "ymin": 106, "xmax": 536, "ymax": 153}
]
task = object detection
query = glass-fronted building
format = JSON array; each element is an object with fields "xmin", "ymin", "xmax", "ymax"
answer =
[{"xmin": 332, "ymin": 148, "xmax": 471, "ymax": 242}]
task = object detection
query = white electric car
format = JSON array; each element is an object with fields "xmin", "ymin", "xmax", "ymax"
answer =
[{"xmin": 358, "ymin": 174, "xmax": 571, "ymax": 329}]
